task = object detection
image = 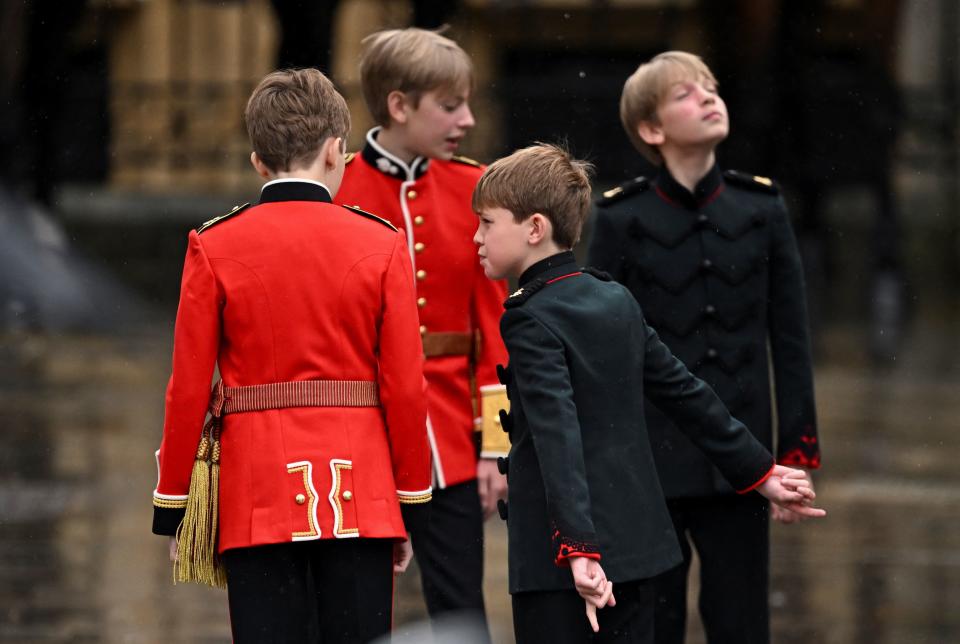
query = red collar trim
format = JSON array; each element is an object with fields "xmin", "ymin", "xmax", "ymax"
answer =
[{"xmin": 546, "ymin": 272, "xmax": 582, "ymax": 284}]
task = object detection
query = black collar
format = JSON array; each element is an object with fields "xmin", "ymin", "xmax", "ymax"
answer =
[
  {"xmin": 361, "ymin": 127, "xmax": 430, "ymax": 180},
  {"xmin": 259, "ymin": 180, "xmax": 333, "ymax": 204},
  {"xmin": 519, "ymin": 251, "xmax": 579, "ymax": 287},
  {"xmin": 654, "ymin": 163, "xmax": 724, "ymax": 209}
]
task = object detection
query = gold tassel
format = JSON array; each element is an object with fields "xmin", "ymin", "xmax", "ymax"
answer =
[
  {"xmin": 208, "ymin": 425, "xmax": 227, "ymax": 588},
  {"xmin": 174, "ymin": 423, "xmax": 221, "ymax": 587}
]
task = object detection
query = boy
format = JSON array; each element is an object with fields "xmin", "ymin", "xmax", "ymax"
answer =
[
  {"xmin": 472, "ymin": 143, "xmax": 824, "ymax": 644},
  {"xmin": 587, "ymin": 51, "xmax": 820, "ymax": 644},
  {"xmin": 335, "ymin": 28, "xmax": 509, "ymax": 635},
  {"xmin": 151, "ymin": 68, "xmax": 432, "ymax": 643}
]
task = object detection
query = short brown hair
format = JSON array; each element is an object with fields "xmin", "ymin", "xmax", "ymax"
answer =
[
  {"xmin": 473, "ymin": 143, "xmax": 594, "ymax": 249},
  {"xmin": 360, "ymin": 28, "xmax": 473, "ymax": 126},
  {"xmin": 244, "ymin": 68, "xmax": 350, "ymax": 173},
  {"xmin": 620, "ymin": 51, "xmax": 717, "ymax": 163}
]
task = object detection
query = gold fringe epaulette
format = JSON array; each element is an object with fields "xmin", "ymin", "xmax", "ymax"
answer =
[
  {"xmin": 341, "ymin": 204, "xmax": 398, "ymax": 231},
  {"xmin": 451, "ymin": 154, "xmax": 483, "ymax": 168},
  {"xmin": 197, "ymin": 203, "xmax": 251, "ymax": 234}
]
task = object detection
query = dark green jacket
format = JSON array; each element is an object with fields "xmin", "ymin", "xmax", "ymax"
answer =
[
  {"xmin": 587, "ymin": 165, "xmax": 819, "ymax": 498},
  {"xmin": 499, "ymin": 252, "xmax": 773, "ymax": 593}
]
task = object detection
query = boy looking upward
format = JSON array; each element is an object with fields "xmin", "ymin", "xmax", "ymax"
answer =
[
  {"xmin": 334, "ymin": 28, "xmax": 510, "ymax": 637},
  {"xmin": 588, "ymin": 51, "xmax": 820, "ymax": 644},
  {"xmin": 152, "ymin": 69, "xmax": 431, "ymax": 643},
  {"xmin": 472, "ymin": 143, "xmax": 824, "ymax": 644}
]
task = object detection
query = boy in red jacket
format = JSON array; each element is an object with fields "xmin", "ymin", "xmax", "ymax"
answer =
[
  {"xmin": 336, "ymin": 28, "xmax": 509, "ymax": 639},
  {"xmin": 152, "ymin": 68, "xmax": 431, "ymax": 643}
]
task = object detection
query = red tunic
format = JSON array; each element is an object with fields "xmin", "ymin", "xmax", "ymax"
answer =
[
  {"xmin": 335, "ymin": 129, "xmax": 509, "ymax": 488},
  {"xmin": 152, "ymin": 180, "xmax": 432, "ymax": 552}
]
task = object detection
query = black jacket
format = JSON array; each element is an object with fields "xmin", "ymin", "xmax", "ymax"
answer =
[
  {"xmin": 498, "ymin": 252, "xmax": 774, "ymax": 593},
  {"xmin": 587, "ymin": 165, "xmax": 820, "ymax": 498}
]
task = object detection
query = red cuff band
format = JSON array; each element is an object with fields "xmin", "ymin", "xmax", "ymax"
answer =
[{"xmin": 555, "ymin": 550, "xmax": 602, "ymax": 567}]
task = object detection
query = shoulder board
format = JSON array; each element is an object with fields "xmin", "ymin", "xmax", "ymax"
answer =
[
  {"xmin": 504, "ymin": 280, "xmax": 545, "ymax": 309},
  {"xmin": 597, "ymin": 176, "xmax": 649, "ymax": 206},
  {"xmin": 345, "ymin": 151, "xmax": 356, "ymax": 164},
  {"xmin": 451, "ymin": 155, "xmax": 483, "ymax": 168},
  {"xmin": 197, "ymin": 203, "xmax": 251, "ymax": 234},
  {"xmin": 723, "ymin": 169, "xmax": 779, "ymax": 194},
  {"xmin": 341, "ymin": 204, "xmax": 398, "ymax": 231},
  {"xmin": 581, "ymin": 267, "xmax": 612, "ymax": 281}
]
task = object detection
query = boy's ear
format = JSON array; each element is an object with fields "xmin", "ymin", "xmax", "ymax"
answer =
[
  {"xmin": 636, "ymin": 120, "xmax": 665, "ymax": 147},
  {"xmin": 527, "ymin": 213, "xmax": 552, "ymax": 245},
  {"xmin": 323, "ymin": 137, "xmax": 343, "ymax": 169},
  {"xmin": 386, "ymin": 90, "xmax": 410, "ymax": 125},
  {"xmin": 250, "ymin": 151, "xmax": 272, "ymax": 179}
]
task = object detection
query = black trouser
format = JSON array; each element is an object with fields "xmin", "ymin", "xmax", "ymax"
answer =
[
  {"xmin": 513, "ymin": 579, "xmax": 655, "ymax": 644},
  {"xmin": 222, "ymin": 538, "xmax": 394, "ymax": 644},
  {"xmin": 408, "ymin": 479, "xmax": 490, "ymax": 641},
  {"xmin": 653, "ymin": 494, "xmax": 770, "ymax": 644}
]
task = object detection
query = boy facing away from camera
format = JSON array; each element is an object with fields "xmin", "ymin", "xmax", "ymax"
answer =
[
  {"xmin": 151, "ymin": 68, "xmax": 432, "ymax": 643},
  {"xmin": 472, "ymin": 143, "xmax": 824, "ymax": 644},
  {"xmin": 335, "ymin": 28, "xmax": 509, "ymax": 638},
  {"xmin": 587, "ymin": 51, "xmax": 820, "ymax": 644}
]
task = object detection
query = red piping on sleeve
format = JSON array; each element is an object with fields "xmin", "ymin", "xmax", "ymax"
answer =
[{"xmin": 737, "ymin": 460, "xmax": 776, "ymax": 494}]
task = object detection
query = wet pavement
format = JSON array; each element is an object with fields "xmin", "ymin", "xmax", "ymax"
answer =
[{"xmin": 1, "ymin": 311, "xmax": 958, "ymax": 643}]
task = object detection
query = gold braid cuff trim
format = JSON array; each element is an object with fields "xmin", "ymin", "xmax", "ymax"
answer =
[
  {"xmin": 154, "ymin": 496, "xmax": 188, "ymax": 509},
  {"xmin": 398, "ymin": 492, "xmax": 432, "ymax": 504},
  {"xmin": 480, "ymin": 385, "xmax": 511, "ymax": 456}
]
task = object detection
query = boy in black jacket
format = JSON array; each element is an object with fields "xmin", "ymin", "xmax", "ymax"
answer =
[
  {"xmin": 588, "ymin": 51, "xmax": 820, "ymax": 644},
  {"xmin": 471, "ymin": 143, "xmax": 824, "ymax": 644}
]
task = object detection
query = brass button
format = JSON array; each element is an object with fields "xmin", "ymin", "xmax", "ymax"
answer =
[
  {"xmin": 414, "ymin": 215, "xmax": 424, "ymax": 225},
  {"xmin": 416, "ymin": 269, "xmax": 427, "ymax": 281},
  {"xmin": 295, "ymin": 494, "xmax": 306, "ymax": 505},
  {"xmin": 494, "ymin": 415, "xmax": 502, "ymax": 426},
  {"xmin": 407, "ymin": 190, "xmax": 418, "ymax": 199},
  {"xmin": 419, "ymin": 325, "xmax": 427, "ymax": 336},
  {"xmin": 414, "ymin": 242, "xmax": 425, "ymax": 253},
  {"xmin": 417, "ymin": 297, "xmax": 427, "ymax": 308},
  {"xmin": 342, "ymin": 490, "xmax": 353, "ymax": 501}
]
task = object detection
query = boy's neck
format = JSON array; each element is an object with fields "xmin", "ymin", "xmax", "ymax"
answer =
[
  {"xmin": 374, "ymin": 126, "xmax": 422, "ymax": 166},
  {"xmin": 659, "ymin": 146, "xmax": 717, "ymax": 193},
  {"xmin": 516, "ymin": 243, "xmax": 569, "ymax": 282}
]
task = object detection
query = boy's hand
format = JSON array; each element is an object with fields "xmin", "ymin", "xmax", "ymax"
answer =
[
  {"xmin": 570, "ymin": 556, "xmax": 616, "ymax": 632},
  {"xmin": 393, "ymin": 537, "xmax": 413, "ymax": 574},
  {"xmin": 168, "ymin": 536, "xmax": 178, "ymax": 562},
  {"xmin": 477, "ymin": 458, "xmax": 508, "ymax": 520},
  {"xmin": 758, "ymin": 464, "xmax": 826, "ymax": 519}
]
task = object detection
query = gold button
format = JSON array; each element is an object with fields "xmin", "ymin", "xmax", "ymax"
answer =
[
  {"xmin": 416, "ymin": 269, "xmax": 427, "ymax": 280},
  {"xmin": 414, "ymin": 215, "xmax": 424, "ymax": 226},
  {"xmin": 494, "ymin": 415, "xmax": 501, "ymax": 425},
  {"xmin": 295, "ymin": 494, "xmax": 306, "ymax": 505},
  {"xmin": 419, "ymin": 325, "xmax": 427, "ymax": 336},
  {"xmin": 342, "ymin": 490, "xmax": 353, "ymax": 501},
  {"xmin": 414, "ymin": 242, "xmax": 425, "ymax": 253},
  {"xmin": 407, "ymin": 190, "xmax": 418, "ymax": 199},
  {"xmin": 417, "ymin": 297, "xmax": 427, "ymax": 308}
]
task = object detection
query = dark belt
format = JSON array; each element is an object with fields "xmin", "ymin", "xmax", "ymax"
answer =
[{"xmin": 422, "ymin": 331, "xmax": 474, "ymax": 358}]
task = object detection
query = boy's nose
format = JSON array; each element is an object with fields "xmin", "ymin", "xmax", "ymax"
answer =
[
  {"xmin": 472, "ymin": 226, "xmax": 483, "ymax": 245},
  {"xmin": 459, "ymin": 105, "xmax": 476, "ymax": 129}
]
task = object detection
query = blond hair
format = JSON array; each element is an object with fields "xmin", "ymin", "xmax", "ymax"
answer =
[
  {"xmin": 244, "ymin": 68, "xmax": 350, "ymax": 173},
  {"xmin": 360, "ymin": 27, "xmax": 474, "ymax": 126},
  {"xmin": 620, "ymin": 51, "xmax": 718, "ymax": 163},
  {"xmin": 473, "ymin": 143, "xmax": 594, "ymax": 249}
]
